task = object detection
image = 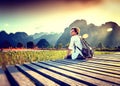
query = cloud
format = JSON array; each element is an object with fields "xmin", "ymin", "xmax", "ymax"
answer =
[{"xmin": 0, "ymin": 0, "xmax": 103, "ymax": 10}]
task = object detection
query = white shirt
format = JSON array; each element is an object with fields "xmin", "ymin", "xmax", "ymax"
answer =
[{"xmin": 68, "ymin": 35, "xmax": 83, "ymax": 60}]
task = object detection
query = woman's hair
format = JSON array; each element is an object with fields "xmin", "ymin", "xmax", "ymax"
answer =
[{"xmin": 71, "ymin": 27, "xmax": 80, "ymax": 35}]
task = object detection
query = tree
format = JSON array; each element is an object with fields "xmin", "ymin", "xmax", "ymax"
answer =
[
  {"xmin": 65, "ymin": 43, "xmax": 69, "ymax": 48},
  {"xmin": 17, "ymin": 42, "xmax": 24, "ymax": 48},
  {"xmin": 27, "ymin": 41, "xmax": 34, "ymax": 48},
  {"xmin": 36, "ymin": 39, "xmax": 50, "ymax": 48},
  {"xmin": 97, "ymin": 43, "xmax": 104, "ymax": 49},
  {"xmin": 118, "ymin": 46, "xmax": 120, "ymax": 49},
  {"xmin": 58, "ymin": 43, "xmax": 63, "ymax": 49},
  {"xmin": 2, "ymin": 40, "xmax": 11, "ymax": 48}
]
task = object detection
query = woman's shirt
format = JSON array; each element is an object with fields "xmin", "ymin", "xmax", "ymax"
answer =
[{"xmin": 68, "ymin": 35, "xmax": 83, "ymax": 60}]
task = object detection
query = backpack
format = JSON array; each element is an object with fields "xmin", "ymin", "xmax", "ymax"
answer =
[{"xmin": 76, "ymin": 38, "xmax": 94, "ymax": 58}]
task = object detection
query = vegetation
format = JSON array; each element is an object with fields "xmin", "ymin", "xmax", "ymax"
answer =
[
  {"xmin": 37, "ymin": 39, "xmax": 50, "ymax": 48},
  {"xmin": 0, "ymin": 49, "xmax": 119, "ymax": 67},
  {"xmin": 17, "ymin": 42, "xmax": 24, "ymax": 48},
  {"xmin": 94, "ymin": 51, "xmax": 116, "ymax": 55},
  {"xmin": 27, "ymin": 41, "xmax": 35, "ymax": 48},
  {"xmin": 0, "ymin": 50, "xmax": 67, "ymax": 66}
]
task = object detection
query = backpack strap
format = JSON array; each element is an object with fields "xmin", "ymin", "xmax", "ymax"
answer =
[
  {"xmin": 75, "ymin": 46, "xmax": 82, "ymax": 51},
  {"xmin": 74, "ymin": 36, "xmax": 83, "ymax": 52}
]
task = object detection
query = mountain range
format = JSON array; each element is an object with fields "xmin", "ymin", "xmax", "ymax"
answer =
[
  {"xmin": 56, "ymin": 19, "xmax": 120, "ymax": 48},
  {"xmin": 0, "ymin": 19, "xmax": 120, "ymax": 49},
  {"xmin": 0, "ymin": 31, "xmax": 61, "ymax": 48}
]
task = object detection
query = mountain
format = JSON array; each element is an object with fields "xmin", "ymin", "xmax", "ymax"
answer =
[
  {"xmin": 1, "ymin": 19, "xmax": 120, "ymax": 49},
  {"xmin": 33, "ymin": 32, "xmax": 62, "ymax": 46},
  {"xmin": 0, "ymin": 31, "xmax": 62, "ymax": 48},
  {"xmin": 55, "ymin": 27, "xmax": 71, "ymax": 48},
  {"xmin": 100, "ymin": 22, "xmax": 120, "ymax": 48},
  {"xmin": 0, "ymin": 31, "xmax": 33, "ymax": 48},
  {"xmin": 0, "ymin": 31, "xmax": 10, "ymax": 48},
  {"xmin": 30, "ymin": 32, "xmax": 47, "ymax": 39},
  {"xmin": 56, "ymin": 19, "xmax": 120, "ymax": 48},
  {"xmin": 36, "ymin": 39, "xmax": 50, "ymax": 48}
]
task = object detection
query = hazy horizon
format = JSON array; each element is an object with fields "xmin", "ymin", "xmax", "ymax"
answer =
[{"xmin": 0, "ymin": 0, "xmax": 120, "ymax": 35}]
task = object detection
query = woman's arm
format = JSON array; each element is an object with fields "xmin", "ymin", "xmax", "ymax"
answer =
[
  {"xmin": 65, "ymin": 36, "xmax": 74, "ymax": 58},
  {"xmin": 66, "ymin": 49, "xmax": 72, "ymax": 56}
]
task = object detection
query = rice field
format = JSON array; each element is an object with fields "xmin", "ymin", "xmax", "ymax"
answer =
[
  {"xmin": 0, "ymin": 50, "xmax": 67, "ymax": 66},
  {"xmin": 0, "ymin": 49, "xmax": 119, "ymax": 66}
]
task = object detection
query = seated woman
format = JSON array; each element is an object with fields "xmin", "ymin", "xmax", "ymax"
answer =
[{"xmin": 65, "ymin": 27, "xmax": 85, "ymax": 60}]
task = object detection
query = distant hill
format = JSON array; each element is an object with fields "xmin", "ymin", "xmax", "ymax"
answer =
[
  {"xmin": 1, "ymin": 19, "xmax": 120, "ymax": 49},
  {"xmin": 0, "ymin": 31, "xmax": 33, "ymax": 48},
  {"xmin": 33, "ymin": 32, "xmax": 62, "ymax": 46},
  {"xmin": 0, "ymin": 31, "xmax": 62, "ymax": 48},
  {"xmin": 55, "ymin": 27, "xmax": 71, "ymax": 48},
  {"xmin": 36, "ymin": 39, "xmax": 50, "ymax": 48},
  {"xmin": 30, "ymin": 32, "xmax": 47, "ymax": 39},
  {"xmin": 56, "ymin": 19, "xmax": 120, "ymax": 48}
]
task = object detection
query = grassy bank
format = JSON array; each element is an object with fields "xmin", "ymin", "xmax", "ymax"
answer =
[
  {"xmin": 94, "ymin": 51, "xmax": 116, "ymax": 55},
  {"xmin": 0, "ymin": 50, "xmax": 119, "ymax": 66},
  {"xmin": 0, "ymin": 50, "xmax": 66, "ymax": 66}
]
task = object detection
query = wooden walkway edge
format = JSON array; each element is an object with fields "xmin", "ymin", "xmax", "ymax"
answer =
[{"xmin": 0, "ymin": 54, "xmax": 120, "ymax": 86}]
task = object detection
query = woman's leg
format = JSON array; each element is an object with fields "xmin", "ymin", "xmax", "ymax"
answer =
[{"xmin": 76, "ymin": 54, "xmax": 85, "ymax": 60}]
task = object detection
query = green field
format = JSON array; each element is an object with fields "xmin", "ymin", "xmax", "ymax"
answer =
[
  {"xmin": 0, "ymin": 50, "xmax": 67, "ymax": 66},
  {"xmin": 0, "ymin": 50, "xmax": 119, "ymax": 66}
]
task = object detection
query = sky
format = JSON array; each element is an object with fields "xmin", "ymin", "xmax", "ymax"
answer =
[{"xmin": 0, "ymin": 0, "xmax": 120, "ymax": 35}]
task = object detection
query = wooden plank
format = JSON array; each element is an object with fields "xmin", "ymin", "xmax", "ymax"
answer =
[
  {"xmin": 114, "ymin": 54, "xmax": 120, "ymax": 57},
  {"xmin": 87, "ymin": 60, "xmax": 120, "ymax": 67},
  {"xmin": 25, "ymin": 63, "xmax": 87, "ymax": 86},
  {"xmin": 7, "ymin": 66, "xmax": 35, "ymax": 86},
  {"xmin": 16, "ymin": 65, "xmax": 60, "ymax": 86},
  {"xmin": 77, "ymin": 62, "xmax": 120, "ymax": 74},
  {"xmin": 94, "ymin": 55, "xmax": 120, "ymax": 60},
  {"xmin": 47, "ymin": 60, "xmax": 120, "ymax": 83},
  {"xmin": 62, "ymin": 60, "xmax": 120, "ymax": 78},
  {"xmin": 31, "ymin": 62, "xmax": 118, "ymax": 86},
  {"xmin": 44, "ymin": 60, "xmax": 120, "ymax": 85},
  {"xmin": 0, "ymin": 67, "xmax": 10, "ymax": 86},
  {"xmin": 72, "ymin": 61, "xmax": 120, "ymax": 71},
  {"xmin": 92, "ymin": 58, "xmax": 120, "ymax": 62},
  {"xmin": 63, "ymin": 59, "xmax": 120, "ymax": 68},
  {"xmin": 61, "ymin": 60, "xmax": 120, "ymax": 76},
  {"xmin": 89, "ymin": 60, "xmax": 120, "ymax": 65},
  {"xmin": 73, "ymin": 60, "xmax": 120, "ymax": 71}
]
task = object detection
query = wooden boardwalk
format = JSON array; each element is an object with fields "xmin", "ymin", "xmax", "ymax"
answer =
[{"xmin": 0, "ymin": 54, "xmax": 120, "ymax": 86}]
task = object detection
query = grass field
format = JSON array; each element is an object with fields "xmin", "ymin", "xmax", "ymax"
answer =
[
  {"xmin": 0, "ymin": 50, "xmax": 67, "ymax": 66},
  {"xmin": 0, "ymin": 49, "xmax": 119, "ymax": 66}
]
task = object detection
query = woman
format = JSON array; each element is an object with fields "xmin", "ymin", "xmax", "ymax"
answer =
[{"xmin": 65, "ymin": 27, "xmax": 84, "ymax": 60}]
